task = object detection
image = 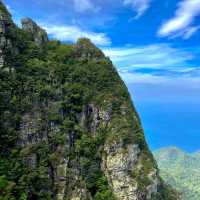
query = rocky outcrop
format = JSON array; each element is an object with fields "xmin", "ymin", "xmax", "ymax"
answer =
[
  {"xmin": 79, "ymin": 104, "xmax": 111, "ymax": 135},
  {"xmin": 102, "ymin": 141, "xmax": 159, "ymax": 200},
  {"xmin": 75, "ymin": 38, "xmax": 105, "ymax": 60},
  {"xmin": 21, "ymin": 17, "xmax": 48, "ymax": 46},
  {"xmin": 69, "ymin": 187, "xmax": 92, "ymax": 200},
  {"xmin": 102, "ymin": 142, "xmax": 140, "ymax": 200},
  {"xmin": 0, "ymin": 1, "xmax": 12, "ymax": 68},
  {"xmin": 18, "ymin": 111, "xmax": 49, "ymax": 147}
]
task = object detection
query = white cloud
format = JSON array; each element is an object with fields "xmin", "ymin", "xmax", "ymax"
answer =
[
  {"xmin": 158, "ymin": 0, "xmax": 200, "ymax": 39},
  {"xmin": 73, "ymin": 0, "xmax": 100, "ymax": 13},
  {"xmin": 103, "ymin": 43, "xmax": 200, "ymax": 86},
  {"xmin": 6, "ymin": 4, "xmax": 11, "ymax": 12},
  {"xmin": 5, "ymin": 3, "xmax": 15, "ymax": 14},
  {"xmin": 103, "ymin": 43, "xmax": 193, "ymax": 69},
  {"xmin": 182, "ymin": 26, "xmax": 200, "ymax": 39},
  {"xmin": 119, "ymin": 70, "xmax": 200, "ymax": 89},
  {"xmin": 123, "ymin": 0, "xmax": 151, "ymax": 18},
  {"xmin": 43, "ymin": 24, "xmax": 111, "ymax": 46},
  {"xmin": 120, "ymin": 72, "xmax": 169, "ymax": 84}
]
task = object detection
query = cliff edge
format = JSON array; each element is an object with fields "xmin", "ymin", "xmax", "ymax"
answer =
[{"xmin": 0, "ymin": 2, "xmax": 178, "ymax": 200}]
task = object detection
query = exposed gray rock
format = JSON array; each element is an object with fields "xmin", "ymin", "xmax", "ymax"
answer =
[
  {"xmin": 75, "ymin": 38, "xmax": 105, "ymax": 60},
  {"xmin": 79, "ymin": 104, "xmax": 111, "ymax": 135},
  {"xmin": 69, "ymin": 185, "xmax": 92, "ymax": 200},
  {"xmin": 102, "ymin": 142, "xmax": 140, "ymax": 200},
  {"xmin": 18, "ymin": 112, "xmax": 48, "ymax": 147},
  {"xmin": 55, "ymin": 157, "xmax": 69, "ymax": 200},
  {"xmin": 24, "ymin": 153, "xmax": 37, "ymax": 168},
  {"xmin": 146, "ymin": 170, "xmax": 159, "ymax": 199},
  {"xmin": 21, "ymin": 18, "xmax": 48, "ymax": 46},
  {"xmin": 0, "ymin": 4, "xmax": 12, "ymax": 68},
  {"xmin": 102, "ymin": 141, "xmax": 159, "ymax": 200}
]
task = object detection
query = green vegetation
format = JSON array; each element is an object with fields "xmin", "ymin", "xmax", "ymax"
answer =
[
  {"xmin": 0, "ymin": 33, "xmax": 120, "ymax": 198},
  {"xmin": 0, "ymin": 2, "xmax": 178, "ymax": 199},
  {"xmin": 151, "ymin": 181, "xmax": 180, "ymax": 200},
  {"xmin": 130, "ymin": 152, "xmax": 155, "ymax": 191},
  {"xmin": 0, "ymin": 6, "xmax": 122, "ymax": 198},
  {"xmin": 154, "ymin": 147, "xmax": 200, "ymax": 200}
]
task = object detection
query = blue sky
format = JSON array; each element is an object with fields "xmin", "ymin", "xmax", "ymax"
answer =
[{"xmin": 4, "ymin": 0, "xmax": 200, "ymax": 152}]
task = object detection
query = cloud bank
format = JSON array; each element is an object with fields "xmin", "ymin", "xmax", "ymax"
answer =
[
  {"xmin": 73, "ymin": 0, "xmax": 99, "ymax": 13},
  {"xmin": 43, "ymin": 24, "xmax": 111, "ymax": 46},
  {"xmin": 123, "ymin": 0, "xmax": 151, "ymax": 18},
  {"xmin": 103, "ymin": 43, "xmax": 200, "ymax": 86},
  {"xmin": 103, "ymin": 43, "xmax": 193, "ymax": 69},
  {"xmin": 158, "ymin": 0, "xmax": 200, "ymax": 39}
]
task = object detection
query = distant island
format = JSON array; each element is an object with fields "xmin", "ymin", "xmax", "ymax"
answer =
[{"xmin": 154, "ymin": 147, "xmax": 200, "ymax": 200}]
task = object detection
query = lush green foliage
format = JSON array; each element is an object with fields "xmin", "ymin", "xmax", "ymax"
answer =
[
  {"xmin": 154, "ymin": 147, "xmax": 200, "ymax": 200},
  {"xmin": 0, "ymin": 15, "xmax": 122, "ymax": 198},
  {"xmin": 0, "ymin": 4, "xmax": 178, "ymax": 199}
]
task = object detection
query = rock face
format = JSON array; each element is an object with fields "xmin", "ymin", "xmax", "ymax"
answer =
[
  {"xmin": 102, "ymin": 143, "xmax": 140, "ymax": 200},
  {"xmin": 79, "ymin": 104, "xmax": 111, "ymax": 135},
  {"xmin": 0, "ymin": 2, "xmax": 178, "ymax": 200},
  {"xmin": 21, "ymin": 17, "xmax": 48, "ymax": 46},
  {"xmin": 102, "ymin": 143, "xmax": 160, "ymax": 200},
  {"xmin": 0, "ymin": 1, "xmax": 12, "ymax": 68}
]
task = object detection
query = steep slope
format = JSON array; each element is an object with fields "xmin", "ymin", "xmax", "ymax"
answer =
[
  {"xmin": 154, "ymin": 147, "xmax": 200, "ymax": 200},
  {"xmin": 0, "ymin": 2, "xmax": 178, "ymax": 200}
]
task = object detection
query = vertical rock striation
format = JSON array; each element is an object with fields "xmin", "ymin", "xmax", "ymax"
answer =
[{"xmin": 0, "ymin": 1, "xmax": 12, "ymax": 68}]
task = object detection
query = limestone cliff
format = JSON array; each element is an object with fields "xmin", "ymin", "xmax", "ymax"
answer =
[
  {"xmin": 21, "ymin": 18, "xmax": 48, "ymax": 46},
  {"xmin": 0, "ymin": 1, "xmax": 13, "ymax": 68},
  {"xmin": 0, "ymin": 2, "xmax": 178, "ymax": 200}
]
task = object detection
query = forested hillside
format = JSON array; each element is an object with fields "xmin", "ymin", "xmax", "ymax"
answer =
[
  {"xmin": 0, "ymin": 1, "xmax": 178, "ymax": 199},
  {"xmin": 154, "ymin": 147, "xmax": 200, "ymax": 200}
]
